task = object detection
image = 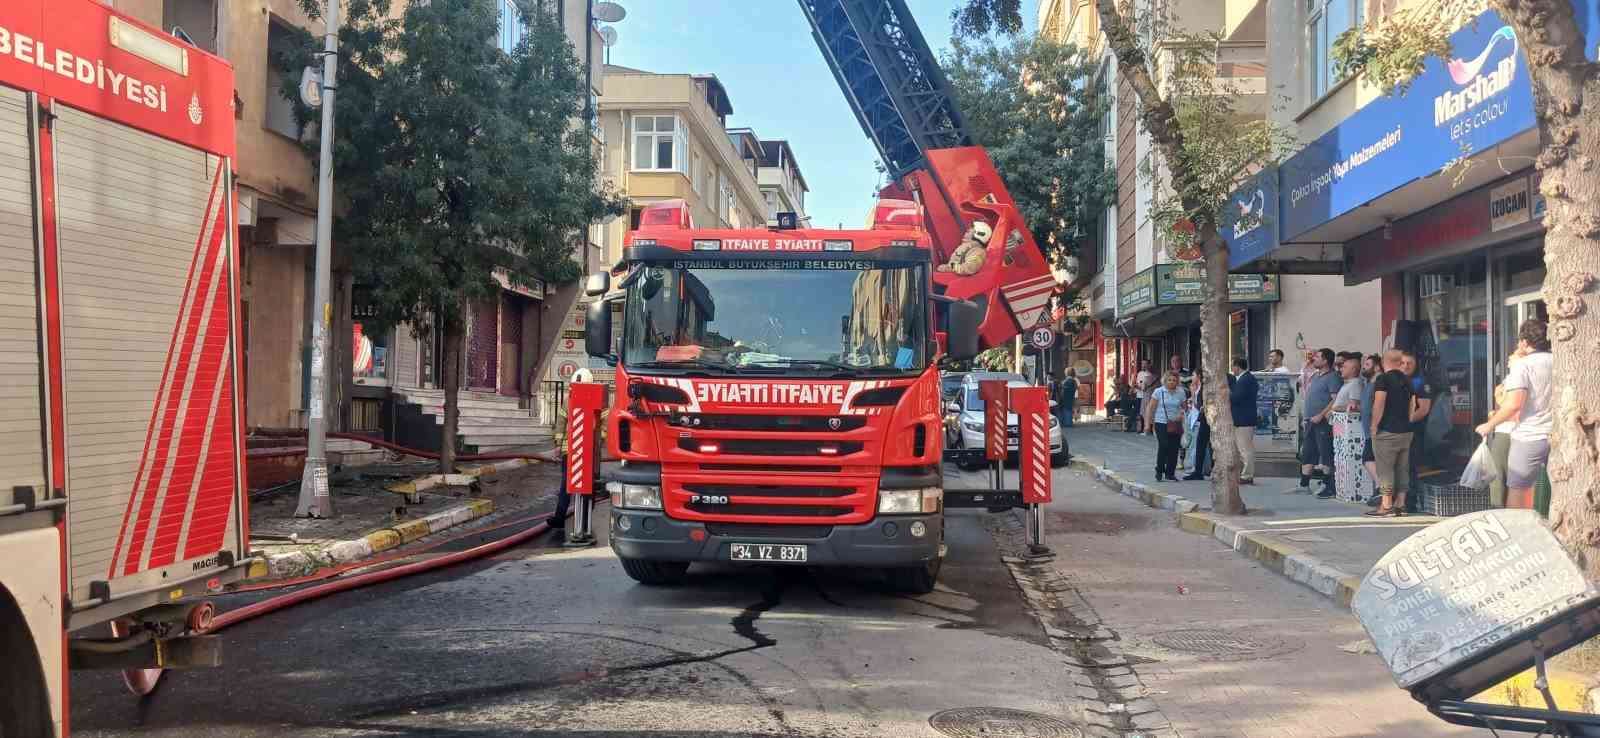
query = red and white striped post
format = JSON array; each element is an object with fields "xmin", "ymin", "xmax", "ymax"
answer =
[
  {"xmin": 1011, "ymin": 386, "xmax": 1052, "ymax": 555},
  {"xmin": 979, "ymin": 379, "xmax": 1010, "ymax": 491},
  {"xmin": 566, "ymin": 382, "xmax": 605, "ymax": 545}
]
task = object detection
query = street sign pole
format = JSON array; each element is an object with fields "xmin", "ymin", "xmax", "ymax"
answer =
[{"xmin": 295, "ymin": 0, "xmax": 340, "ymax": 518}]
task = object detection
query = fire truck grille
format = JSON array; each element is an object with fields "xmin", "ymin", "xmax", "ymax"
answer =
[
  {"xmin": 684, "ymin": 484, "xmax": 851, "ymax": 499},
  {"xmin": 678, "ymin": 438, "xmax": 865, "ymax": 456},
  {"xmin": 670, "ymin": 414, "xmax": 867, "ymax": 432},
  {"xmin": 700, "ymin": 464, "xmax": 843, "ymax": 473},
  {"xmin": 686, "ymin": 501, "xmax": 854, "ymax": 517},
  {"xmin": 705, "ymin": 523, "xmax": 835, "ymax": 539}
]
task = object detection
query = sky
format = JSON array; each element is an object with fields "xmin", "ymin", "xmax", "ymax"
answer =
[{"xmin": 605, "ymin": 0, "xmax": 1038, "ymax": 230}]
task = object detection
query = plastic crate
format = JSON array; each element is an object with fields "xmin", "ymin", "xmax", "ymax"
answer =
[{"xmin": 1418, "ymin": 482, "xmax": 1490, "ymax": 517}]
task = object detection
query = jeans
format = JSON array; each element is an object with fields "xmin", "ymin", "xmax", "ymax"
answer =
[
  {"xmin": 1303, "ymin": 419, "xmax": 1334, "ymax": 469},
  {"xmin": 1189, "ymin": 418, "xmax": 1211, "ymax": 476},
  {"xmin": 1061, "ymin": 393, "xmax": 1076, "ymax": 426},
  {"xmin": 1155, "ymin": 423, "xmax": 1182, "ymax": 477}
]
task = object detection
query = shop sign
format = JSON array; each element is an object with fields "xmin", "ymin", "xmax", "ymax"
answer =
[
  {"xmin": 1156, "ymin": 263, "xmax": 1206, "ymax": 305},
  {"xmin": 1227, "ymin": 273, "xmax": 1281, "ymax": 303},
  {"xmin": 1488, "ymin": 176, "xmax": 1531, "ymax": 231},
  {"xmin": 1344, "ymin": 186, "xmax": 1490, "ymax": 285},
  {"xmin": 1224, "ymin": 165, "xmax": 1281, "ymax": 269},
  {"xmin": 1274, "ymin": 7, "xmax": 1600, "ymax": 241},
  {"xmin": 492, "ymin": 267, "xmax": 545, "ymax": 300},
  {"xmin": 1117, "ymin": 268, "xmax": 1155, "ymax": 315}
]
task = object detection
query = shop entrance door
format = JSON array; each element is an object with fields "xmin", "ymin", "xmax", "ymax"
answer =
[
  {"xmin": 466, "ymin": 297, "xmax": 499, "ymax": 392},
  {"xmin": 499, "ymin": 293, "xmax": 524, "ymax": 398},
  {"xmin": 1500, "ymin": 291, "xmax": 1548, "ymax": 373}
]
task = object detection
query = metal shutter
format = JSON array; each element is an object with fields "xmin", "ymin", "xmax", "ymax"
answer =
[
  {"xmin": 0, "ymin": 86, "xmax": 45, "ymax": 508},
  {"xmin": 53, "ymin": 106, "xmax": 238, "ymax": 600}
]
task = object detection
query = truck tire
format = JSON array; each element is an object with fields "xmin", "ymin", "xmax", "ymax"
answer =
[
  {"xmin": 887, "ymin": 558, "xmax": 941, "ymax": 594},
  {"xmin": 619, "ymin": 558, "xmax": 689, "ymax": 586},
  {"xmin": 0, "ymin": 591, "xmax": 53, "ymax": 738}
]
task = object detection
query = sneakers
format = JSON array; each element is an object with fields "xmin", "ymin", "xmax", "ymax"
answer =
[{"xmin": 1316, "ymin": 487, "xmax": 1336, "ymax": 499}]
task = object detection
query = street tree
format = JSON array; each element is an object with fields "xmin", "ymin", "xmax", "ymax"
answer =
[
  {"xmin": 276, "ymin": 0, "xmax": 626, "ymax": 473},
  {"xmin": 943, "ymin": 33, "xmax": 1115, "ymax": 294},
  {"xmin": 954, "ymin": 1, "xmax": 1294, "ymax": 514},
  {"xmin": 1331, "ymin": 1, "xmax": 1600, "ymax": 575}
]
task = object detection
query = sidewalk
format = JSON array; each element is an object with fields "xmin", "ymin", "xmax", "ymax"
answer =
[
  {"xmin": 246, "ymin": 456, "xmax": 563, "ymax": 580},
  {"xmin": 1063, "ymin": 423, "xmax": 1438, "ymax": 606}
]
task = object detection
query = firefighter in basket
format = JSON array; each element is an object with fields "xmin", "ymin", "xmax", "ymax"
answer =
[{"xmin": 936, "ymin": 220, "xmax": 992, "ymax": 276}]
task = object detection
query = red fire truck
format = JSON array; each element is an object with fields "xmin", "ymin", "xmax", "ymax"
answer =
[
  {"xmin": 0, "ymin": 2, "xmax": 251, "ymax": 734},
  {"xmin": 577, "ymin": 0, "xmax": 1062, "ymax": 594}
]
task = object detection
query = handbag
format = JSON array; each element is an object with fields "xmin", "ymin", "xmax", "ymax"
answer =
[{"xmin": 1166, "ymin": 419, "xmax": 1182, "ymax": 434}]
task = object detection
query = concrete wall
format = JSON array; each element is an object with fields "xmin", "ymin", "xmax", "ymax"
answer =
[
  {"xmin": 1270, "ymin": 276, "xmax": 1383, "ymax": 359},
  {"xmin": 242, "ymin": 240, "xmax": 308, "ymax": 428}
]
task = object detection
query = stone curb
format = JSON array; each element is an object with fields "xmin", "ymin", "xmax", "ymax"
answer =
[
  {"xmin": 258, "ymin": 498, "xmax": 496, "ymax": 580},
  {"xmin": 1068, "ymin": 458, "xmax": 1360, "ymax": 608},
  {"xmin": 386, "ymin": 458, "xmax": 532, "ymax": 502}
]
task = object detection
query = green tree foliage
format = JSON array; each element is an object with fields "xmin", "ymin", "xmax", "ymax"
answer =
[
  {"xmin": 943, "ymin": 34, "xmax": 1114, "ymax": 274},
  {"xmin": 274, "ymin": 0, "xmax": 627, "ymax": 470},
  {"xmin": 952, "ymin": 0, "xmax": 1025, "ymax": 36}
]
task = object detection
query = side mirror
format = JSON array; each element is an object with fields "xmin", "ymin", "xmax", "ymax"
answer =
[
  {"xmin": 585, "ymin": 300, "xmax": 613, "ymax": 358},
  {"xmin": 584, "ymin": 273, "xmax": 610, "ymax": 297},
  {"xmin": 944, "ymin": 298, "xmax": 982, "ymax": 361},
  {"xmin": 945, "ymin": 401, "xmax": 960, "ymax": 413}
]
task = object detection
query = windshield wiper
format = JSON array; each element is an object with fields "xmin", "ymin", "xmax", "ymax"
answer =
[
  {"xmin": 747, "ymin": 358, "xmax": 915, "ymax": 375},
  {"xmin": 629, "ymin": 359, "xmax": 741, "ymax": 375}
]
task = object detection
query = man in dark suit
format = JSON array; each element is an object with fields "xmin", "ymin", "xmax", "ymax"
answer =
[{"xmin": 1227, "ymin": 357, "xmax": 1259, "ymax": 484}]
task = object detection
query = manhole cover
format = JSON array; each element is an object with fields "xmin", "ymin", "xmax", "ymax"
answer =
[
  {"xmin": 1149, "ymin": 628, "xmax": 1303, "ymax": 661},
  {"xmin": 929, "ymin": 707, "xmax": 1083, "ymax": 738}
]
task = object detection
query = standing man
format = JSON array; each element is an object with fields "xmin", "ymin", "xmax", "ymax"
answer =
[
  {"xmin": 1361, "ymin": 353, "xmax": 1382, "ymax": 504},
  {"xmin": 1135, "ymin": 359, "xmax": 1155, "ymax": 432},
  {"xmin": 1475, "ymin": 320, "xmax": 1553, "ymax": 509},
  {"xmin": 1266, "ymin": 348, "xmax": 1290, "ymax": 373},
  {"xmin": 1169, "ymin": 353, "xmax": 1187, "ymax": 377},
  {"xmin": 1184, "ymin": 368, "xmax": 1212, "ymax": 480},
  {"xmin": 1056, "ymin": 370, "xmax": 1079, "ymax": 427},
  {"xmin": 1302, "ymin": 348, "xmax": 1341, "ymax": 498},
  {"xmin": 1400, "ymin": 351, "xmax": 1436, "ymax": 514},
  {"xmin": 1228, "ymin": 356, "xmax": 1259, "ymax": 485},
  {"xmin": 1366, "ymin": 349, "xmax": 1415, "ymax": 516}
]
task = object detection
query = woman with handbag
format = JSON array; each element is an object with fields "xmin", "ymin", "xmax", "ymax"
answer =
[{"xmin": 1144, "ymin": 371, "xmax": 1187, "ymax": 481}]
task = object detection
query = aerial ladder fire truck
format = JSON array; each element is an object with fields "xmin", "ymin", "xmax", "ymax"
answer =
[{"xmin": 573, "ymin": 0, "xmax": 1061, "ymax": 593}]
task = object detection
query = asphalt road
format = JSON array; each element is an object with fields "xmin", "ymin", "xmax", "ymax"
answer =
[{"xmin": 69, "ymin": 482, "xmax": 1079, "ymax": 738}]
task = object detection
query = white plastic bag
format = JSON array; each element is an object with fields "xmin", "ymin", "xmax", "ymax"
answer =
[{"xmin": 1459, "ymin": 440, "xmax": 1501, "ymax": 490}]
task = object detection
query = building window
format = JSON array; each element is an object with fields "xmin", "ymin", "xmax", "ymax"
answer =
[
  {"xmin": 632, "ymin": 114, "xmax": 684, "ymax": 172},
  {"xmin": 1306, "ymin": 0, "xmax": 1360, "ymax": 100},
  {"xmin": 264, "ymin": 21, "xmax": 301, "ymax": 139},
  {"xmin": 718, "ymin": 174, "xmax": 732, "ymax": 223},
  {"xmin": 496, "ymin": 0, "xmax": 525, "ymax": 53},
  {"xmin": 163, "ymin": 0, "xmax": 219, "ymax": 53},
  {"xmin": 763, "ymin": 191, "xmax": 779, "ymax": 218},
  {"xmin": 689, "ymin": 150, "xmax": 702, "ymax": 194}
]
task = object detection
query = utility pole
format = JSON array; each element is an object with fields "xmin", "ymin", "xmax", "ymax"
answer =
[{"xmin": 296, "ymin": 0, "xmax": 340, "ymax": 518}]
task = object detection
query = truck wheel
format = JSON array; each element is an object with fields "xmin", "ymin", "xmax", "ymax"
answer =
[
  {"xmin": 619, "ymin": 558, "xmax": 689, "ymax": 586},
  {"xmin": 887, "ymin": 558, "xmax": 941, "ymax": 594},
  {"xmin": 0, "ymin": 591, "xmax": 52, "ymax": 738}
]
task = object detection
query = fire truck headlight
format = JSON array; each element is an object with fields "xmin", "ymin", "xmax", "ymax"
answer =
[
  {"xmin": 621, "ymin": 484, "xmax": 662, "ymax": 510},
  {"xmin": 879, "ymin": 487, "xmax": 942, "ymax": 514}
]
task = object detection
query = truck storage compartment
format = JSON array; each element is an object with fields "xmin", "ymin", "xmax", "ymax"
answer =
[
  {"xmin": 0, "ymin": 84, "xmax": 45, "ymax": 511},
  {"xmin": 53, "ymin": 104, "xmax": 244, "ymax": 606}
]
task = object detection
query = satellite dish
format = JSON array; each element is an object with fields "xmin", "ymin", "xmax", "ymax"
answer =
[
  {"xmin": 593, "ymin": 1, "xmax": 627, "ymax": 23},
  {"xmin": 599, "ymin": 26, "xmax": 618, "ymax": 47}
]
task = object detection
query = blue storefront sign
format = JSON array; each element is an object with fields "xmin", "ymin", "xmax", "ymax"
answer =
[
  {"xmin": 1279, "ymin": 10, "xmax": 1537, "ymax": 240},
  {"xmin": 1224, "ymin": 165, "xmax": 1280, "ymax": 269},
  {"xmin": 1229, "ymin": 3, "xmax": 1600, "ymax": 250}
]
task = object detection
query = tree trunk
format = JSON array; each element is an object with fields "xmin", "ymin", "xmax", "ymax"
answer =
[
  {"xmin": 1200, "ymin": 233, "xmax": 1245, "ymax": 515},
  {"xmin": 439, "ymin": 316, "xmax": 463, "ymax": 475},
  {"xmin": 1487, "ymin": 0, "xmax": 1600, "ymax": 578}
]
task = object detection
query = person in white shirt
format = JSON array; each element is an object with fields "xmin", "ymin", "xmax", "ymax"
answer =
[
  {"xmin": 1134, "ymin": 359, "xmax": 1154, "ymax": 432},
  {"xmin": 1266, "ymin": 348, "xmax": 1291, "ymax": 373},
  {"xmin": 1476, "ymin": 319, "xmax": 1554, "ymax": 510}
]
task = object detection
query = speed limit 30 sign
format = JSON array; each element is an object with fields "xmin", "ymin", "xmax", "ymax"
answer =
[{"xmin": 1029, "ymin": 327, "xmax": 1056, "ymax": 350}]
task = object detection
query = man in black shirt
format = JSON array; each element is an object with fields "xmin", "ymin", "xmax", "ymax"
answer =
[
  {"xmin": 1401, "ymin": 351, "xmax": 1435, "ymax": 513},
  {"xmin": 1366, "ymin": 349, "xmax": 1413, "ymax": 517}
]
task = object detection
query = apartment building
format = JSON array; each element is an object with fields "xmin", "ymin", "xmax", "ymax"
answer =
[
  {"xmin": 1039, "ymin": 0, "xmax": 1370, "ymax": 421},
  {"xmin": 596, "ymin": 66, "xmax": 769, "ymax": 267},
  {"xmin": 757, "ymin": 139, "xmax": 809, "ymax": 222},
  {"xmin": 108, "ymin": 0, "xmax": 604, "ymax": 451}
]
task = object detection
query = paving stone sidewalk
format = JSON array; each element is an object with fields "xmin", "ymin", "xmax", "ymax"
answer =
[{"xmin": 1063, "ymin": 423, "xmax": 1440, "ymax": 606}]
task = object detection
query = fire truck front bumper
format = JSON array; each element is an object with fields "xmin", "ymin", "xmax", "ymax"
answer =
[{"xmin": 608, "ymin": 509, "xmax": 944, "ymax": 567}]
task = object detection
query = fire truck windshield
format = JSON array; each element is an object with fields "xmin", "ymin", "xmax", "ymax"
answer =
[{"xmin": 622, "ymin": 261, "xmax": 927, "ymax": 375}]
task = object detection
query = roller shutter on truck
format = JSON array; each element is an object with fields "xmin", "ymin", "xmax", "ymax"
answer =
[
  {"xmin": 0, "ymin": 85, "xmax": 46, "ymax": 509},
  {"xmin": 51, "ymin": 104, "xmax": 246, "ymax": 607}
]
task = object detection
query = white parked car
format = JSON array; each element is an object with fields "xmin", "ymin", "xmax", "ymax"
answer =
[{"xmin": 944, "ymin": 372, "xmax": 1067, "ymax": 471}]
